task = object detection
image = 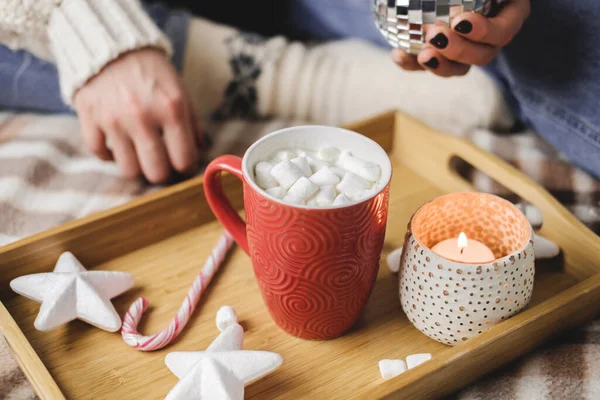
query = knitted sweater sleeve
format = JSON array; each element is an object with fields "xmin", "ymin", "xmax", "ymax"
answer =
[{"xmin": 0, "ymin": 0, "xmax": 172, "ymax": 105}]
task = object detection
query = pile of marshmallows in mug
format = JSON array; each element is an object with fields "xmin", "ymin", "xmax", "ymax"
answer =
[{"xmin": 253, "ymin": 147, "xmax": 381, "ymax": 206}]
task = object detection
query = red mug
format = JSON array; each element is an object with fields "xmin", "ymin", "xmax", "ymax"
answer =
[{"xmin": 204, "ymin": 126, "xmax": 392, "ymax": 339}]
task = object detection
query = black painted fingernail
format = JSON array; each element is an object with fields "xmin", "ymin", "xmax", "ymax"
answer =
[
  {"xmin": 430, "ymin": 33, "xmax": 449, "ymax": 49},
  {"xmin": 424, "ymin": 57, "xmax": 439, "ymax": 69},
  {"xmin": 454, "ymin": 20, "xmax": 473, "ymax": 34}
]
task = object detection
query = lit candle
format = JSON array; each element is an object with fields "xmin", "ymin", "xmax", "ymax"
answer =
[{"xmin": 431, "ymin": 232, "xmax": 495, "ymax": 263}]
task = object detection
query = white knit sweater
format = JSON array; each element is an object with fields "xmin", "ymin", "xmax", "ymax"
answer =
[{"xmin": 0, "ymin": 0, "xmax": 172, "ymax": 104}]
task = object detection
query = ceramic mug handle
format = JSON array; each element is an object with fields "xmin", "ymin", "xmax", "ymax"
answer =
[{"xmin": 204, "ymin": 155, "xmax": 249, "ymax": 254}]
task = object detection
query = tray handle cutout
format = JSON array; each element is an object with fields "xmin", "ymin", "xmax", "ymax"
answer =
[{"xmin": 449, "ymin": 155, "xmax": 543, "ymax": 226}]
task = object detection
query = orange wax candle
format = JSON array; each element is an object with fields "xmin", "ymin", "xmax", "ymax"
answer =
[{"xmin": 431, "ymin": 232, "xmax": 495, "ymax": 263}]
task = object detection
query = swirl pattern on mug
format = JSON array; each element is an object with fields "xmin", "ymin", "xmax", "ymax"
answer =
[
  {"xmin": 303, "ymin": 310, "xmax": 357, "ymax": 339},
  {"xmin": 347, "ymin": 286, "xmax": 374, "ymax": 319},
  {"xmin": 244, "ymin": 181, "xmax": 390, "ymax": 339},
  {"xmin": 245, "ymin": 186, "xmax": 294, "ymax": 229},
  {"xmin": 358, "ymin": 209, "xmax": 387, "ymax": 260},
  {"xmin": 301, "ymin": 253, "xmax": 362, "ymax": 299},
  {"xmin": 263, "ymin": 214, "xmax": 343, "ymax": 277},
  {"xmin": 324, "ymin": 203, "xmax": 373, "ymax": 239},
  {"xmin": 276, "ymin": 280, "xmax": 335, "ymax": 327},
  {"xmin": 302, "ymin": 252, "xmax": 378, "ymax": 302},
  {"xmin": 248, "ymin": 230, "xmax": 297, "ymax": 295}
]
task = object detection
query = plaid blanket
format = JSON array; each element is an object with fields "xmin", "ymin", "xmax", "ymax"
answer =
[{"xmin": 1, "ymin": 112, "xmax": 599, "ymax": 400}]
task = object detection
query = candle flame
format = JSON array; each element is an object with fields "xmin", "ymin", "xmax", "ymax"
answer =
[{"xmin": 458, "ymin": 232, "xmax": 468, "ymax": 251}]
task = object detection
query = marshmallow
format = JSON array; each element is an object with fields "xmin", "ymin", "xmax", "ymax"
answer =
[
  {"xmin": 271, "ymin": 161, "xmax": 304, "ymax": 190},
  {"xmin": 338, "ymin": 153, "xmax": 381, "ymax": 182},
  {"xmin": 534, "ymin": 234, "xmax": 560, "ymax": 259},
  {"xmin": 337, "ymin": 172, "xmax": 371, "ymax": 198},
  {"xmin": 318, "ymin": 147, "xmax": 341, "ymax": 164},
  {"xmin": 379, "ymin": 359, "xmax": 407, "ymax": 380},
  {"xmin": 309, "ymin": 166, "xmax": 341, "ymax": 187},
  {"xmin": 333, "ymin": 194, "xmax": 352, "ymax": 206},
  {"xmin": 306, "ymin": 156, "xmax": 329, "ymax": 172},
  {"xmin": 516, "ymin": 203, "xmax": 543, "ymax": 229},
  {"xmin": 216, "ymin": 306, "xmax": 238, "ymax": 332},
  {"xmin": 330, "ymin": 166, "xmax": 348, "ymax": 178},
  {"xmin": 266, "ymin": 187, "xmax": 287, "ymax": 200},
  {"xmin": 290, "ymin": 156, "xmax": 313, "ymax": 177},
  {"xmin": 288, "ymin": 177, "xmax": 319, "ymax": 201},
  {"xmin": 297, "ymin": 149, "xmax": 317, "ymax": 158},
  {"xmin": 349, "ymin": 188, "xmax": 377, "ymax": 202},
  {"xmin": 306, "ymin": 197, "xmax": 318, "ymax": 206},
  {"xmin": 283, "ymin": 194, "xmax": 305, "ymax": 205},
  {"xmin": 271, "ymin": 149, "xmax": 296, "ymax": 162},
  {"xmin": 254, "ymin": 162, "xmax": 278, "ymax": 190},
  {"xmin": 315, "ymin": 185, "xmax": 337, "ymax": 206},
  {"xmin": 386, "ymin": 247, "xmax": 403, "ymax": 273},
  {"xmin": 406, "ymin": 354, "xmax": 432, "ymax": 369},
  {"xmin": 526, "ymin": 206, "xmax": 543, "ymax": 228}
]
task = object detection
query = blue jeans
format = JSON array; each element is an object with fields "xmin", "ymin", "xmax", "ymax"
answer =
[
  {"xmin": 0, "ymin": 4, "xmax": 190, "ymax": 114},
  {"xmin": 287, "ymin": 0, "xmax": 600, "ymax": 178}
]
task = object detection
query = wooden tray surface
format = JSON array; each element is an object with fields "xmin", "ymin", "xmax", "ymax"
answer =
[{"xmin": 2, "ymin": 111, "xmax": 600, "ymax": 399}]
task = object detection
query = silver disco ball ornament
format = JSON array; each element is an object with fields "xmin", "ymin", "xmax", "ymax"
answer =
[{"xmin": 373, "ymin": 0, "xmax": 503, "ymax": 54}]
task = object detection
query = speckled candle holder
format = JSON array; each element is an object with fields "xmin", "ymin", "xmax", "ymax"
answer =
[{"xmin": 399, "ymin": 192, "xmax": 535, "ymax": 346}]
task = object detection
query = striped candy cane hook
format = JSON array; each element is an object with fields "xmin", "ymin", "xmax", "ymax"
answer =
[{"xmin": 121, "ymin": 231, "xmax": 234, "ymax": 351}]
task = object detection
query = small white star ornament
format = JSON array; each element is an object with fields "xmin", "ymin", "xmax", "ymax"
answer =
[
  {"xmin": 165, "ymin": 306, "xmax": 282, "ymax": 400},
  {"xmin": 10, "ymin": 252, "xmax": 134, "ymax": 332}
]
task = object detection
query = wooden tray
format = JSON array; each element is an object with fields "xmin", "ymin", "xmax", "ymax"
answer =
[{"xmin": 2, "ymin": 111, "xmax": 600, "ymax": 400}]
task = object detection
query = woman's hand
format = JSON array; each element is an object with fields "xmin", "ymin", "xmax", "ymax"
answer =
[
  {"xmin": 74, "ymin": 48, "xmax": 204, "ymax": 183},
  {"xmin": 391, "ymin": 0, "xmax": 530, "ymax": 77}
]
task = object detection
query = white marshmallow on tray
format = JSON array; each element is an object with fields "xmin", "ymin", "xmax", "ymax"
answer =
[
  {"xmin": 333, "ymin": 193, "xmax": 352, "ymax": 206},
  {"xmin": 379, "ymin": 359, "xmax": 407, "ymax": 380},
  {"xmin": 534, "ymin": 234, "xmax": 560, "ymax": 259},
  {"xmin": 309, "ymin": 166, "xmax": 341, "ymax": 186},
  {"xmin": 271, "ymin": 161, "xmax": 304, "ymax": 190},
  {"xmin": 318, "ymin": 147, "xmax": 341, "ymax": 164},
  {"xmin": 386, "ymin": 247, "xmax": 403, "ymax": 273},
  {"xmin": 406, "ymin": 353, "xmax": 432, "ymax": 369},
  {"xmin": 216, "ymin": 306, "xmax": 238, "ymax": 332},
  {"xmin": 338, "ymin": 152, "xmax": 381, "ymax": 182},
  {"xmin": 315, "ymin": 185, "xmax": 337, "ymax": 206},
  {"xmin": 254, "ymin": 162, "xmax": 278, "ymax": 190},
  {"xmin": 337, "ymin": 172, "xmax": 371, "ymax": 198},
  {"xmin": 290, "ymin": 156, "xmax": 313, "ymax": 177},
  {"xmin": 266, "ymin": 187, "xmax": 287, "ymax": 200},
  {"xmin": 287, "ymin": 177, "xmax": 319, "ymax": 201},
  {"xmin": 516, "ymin": 203, "xmax": 544, "ymax": 228}
]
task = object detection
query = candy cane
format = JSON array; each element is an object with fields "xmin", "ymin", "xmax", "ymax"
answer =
[{"xmin": 121, "ymin": 231, "xmax": 234, "ymax": 351}]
